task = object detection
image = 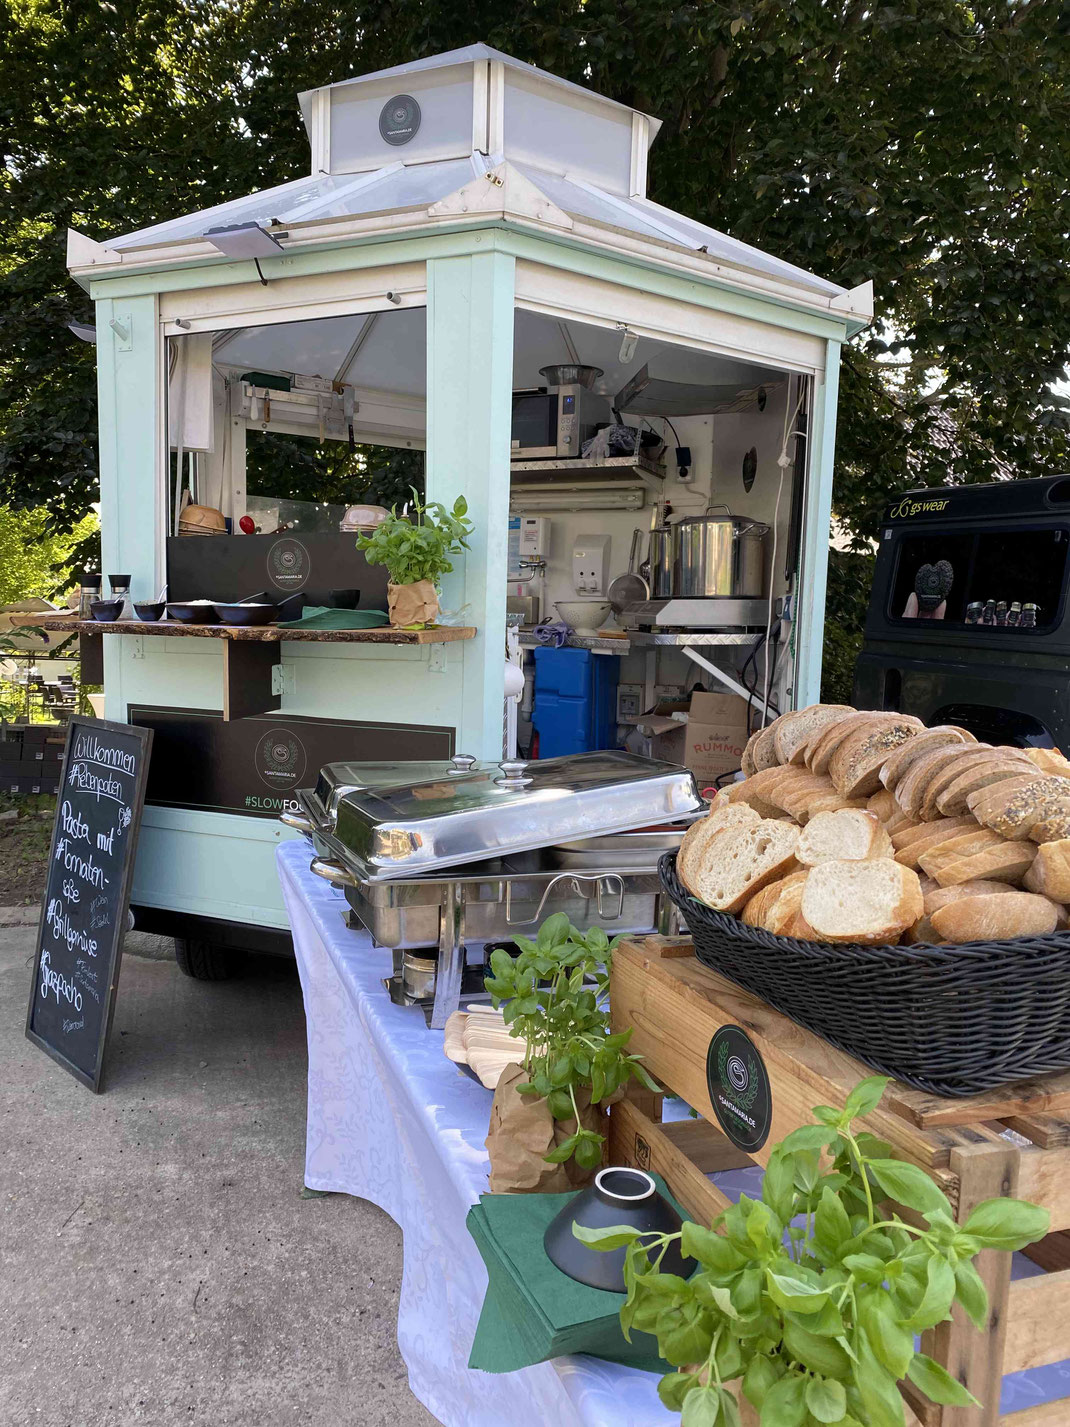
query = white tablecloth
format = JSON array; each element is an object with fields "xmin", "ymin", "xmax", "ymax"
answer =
[{"xmin": 276, "ymin": 842, "xmax": 1069, "ymax": 1425}]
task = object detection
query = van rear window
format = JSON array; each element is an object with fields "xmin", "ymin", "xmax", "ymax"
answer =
[{"xmin": 888, "ymin": 527, "xmax": 1068, "ymax": 630}]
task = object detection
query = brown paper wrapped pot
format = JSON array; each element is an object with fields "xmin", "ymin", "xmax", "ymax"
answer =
[
  {"xmin": 486, "ymin": 1062, "xmax": 608, "ymax": 1194},
  {"xmin": 387, "ymin": 580, "xmax": 439, "ymax": 628}
]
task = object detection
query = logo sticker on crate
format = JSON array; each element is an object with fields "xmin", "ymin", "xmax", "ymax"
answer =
[{"xmin": 706, "ymin": 1025, "xmax": 772, "ymax": 1152}]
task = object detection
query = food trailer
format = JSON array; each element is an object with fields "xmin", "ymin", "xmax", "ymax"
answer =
[{"xmin": 63, "ymin": 44, "xmax": 870, "ymax": 977}]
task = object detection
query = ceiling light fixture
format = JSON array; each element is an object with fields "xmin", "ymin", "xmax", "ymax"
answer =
[{"xmin": 203, "ymin": 223, "xmax": 283, "ymax": 285}]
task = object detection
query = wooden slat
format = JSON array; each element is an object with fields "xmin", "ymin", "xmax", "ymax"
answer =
[
  {"xmin": 1016, "ymin": 1147, "xmax": 1070, "ymax": 1229},
  {"xmin": 658, "ymin": 1117, "xmax": 755, "ymax": 1173},
  {"xmin": 1022, "ymin": 1230, "xmax": 1070, "ymax": 1273},
  {"xmin": 1003, "ymin": 1270, "xmax": 1070, "ymax": 1374},
  {"xmin": 608, "ymin": 1098, "xmax": 732, "ymax": 1226},
  {"xmin": 1002, "ymin": 1114, "xmax": 1070, "ymax": 1149},
  {"xmin": 999, "ymin": 1404, "xmax": 1070, "ymax": 1425},
  {"xmin": 924, "ymin": 1141, "xmax": 1019, "ymax": 1427},
  {"xmin": 611, "ymin": 941, "xmax": 957, "ymax": 1178}
]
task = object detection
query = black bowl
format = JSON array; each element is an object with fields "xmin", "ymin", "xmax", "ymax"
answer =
[
  {"xmin": 134, "ymin": 601, "xmax": 165, "ymax": 622},
  {"xmin": 89, "ymin": 599, "xmax": 124, "ymax": 622},
  {"xmin": 543, "ymin": 1166, "xmax": 691, "ymax": 1292},
  {"xmin": 328, "ymin": 588, "xmax": 360, "ymax": 610},
  {"xmin": 214, "ymin": 602, "xmax": 276, "ymax": 627},
  {"xmin": 165, "ymin": 602, "xmax": 218, "ymax": 625}
]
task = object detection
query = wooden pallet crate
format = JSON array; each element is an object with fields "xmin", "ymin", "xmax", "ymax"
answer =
[{"xmin": 609, "ymin": 935, "xmax": 1070, "ymax": 1427}]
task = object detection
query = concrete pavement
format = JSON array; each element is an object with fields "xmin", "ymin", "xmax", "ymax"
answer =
[{"xmin": 0, "ymin": 928, "xmax": 439, "ymax": 1427}]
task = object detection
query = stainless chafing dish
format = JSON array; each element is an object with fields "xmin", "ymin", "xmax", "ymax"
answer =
[{"xmin": 283, "ymin": 751, "xmax": 702, "ymax": 1027}]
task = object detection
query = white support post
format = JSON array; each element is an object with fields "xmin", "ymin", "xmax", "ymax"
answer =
[
  {"xmin": 426, "ymin": 246, "xmax": 515, "ymax": 760},
  {"xmin": 794, "ymin": 343, "xmax": 841, "ymax": 707}
]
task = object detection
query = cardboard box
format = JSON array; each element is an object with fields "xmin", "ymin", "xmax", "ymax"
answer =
[{"xmin": 685, "ymin": 692, "xmax": 750, "ymax": 792}]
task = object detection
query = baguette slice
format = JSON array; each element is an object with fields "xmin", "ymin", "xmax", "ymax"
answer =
[
  {"xmin": 773, "ymin": 774, "xmax": 835, "ymax": 821},
  {"xmin": 677, "ymin": 804, "xmax": 762, "ymax": 887},
  {"xmin": 1024, "ymin": 747, "xmax": 1070, "ymax": 778},
  {"xmin": 830, "ymin": 720, "xmax": 922, "ymax": 798},
  {"xmin": 1025, "ymin": 840, "xmax": 1070, "ymax": 901},
  {"xmin": 683, "ymin": 819, "xmax": 800, "ymax": 914},
  {"xmin": 801, "ymin": 860, "xmax": 923, "ymax": 944},
  {"xmin": 740, "ymin": 728, "xmax": 763, "ymax": 778},
  {"xmin": 969, "ymin": 775, "xmax": 1070, "ymax": 840},
  {"xmin": 751, "ymin": 719, "xmax": 786, "ymax": 772},
  {"xmin": 931, "ymin": 892, "xmax": 1058, "ymax": 944},
  {"xmin": 891, "ymin": 816, "xmax": 978, "ymax": 862},
  {"xmin": 745, "ymin": 868, "xmax": 810, "ymax": 933},
  {"xmin": 929, "ymin": 840, "xmax": 1037, "ymax": 888},
  {"xmin": 895, "ymin": 745, "xmax": 979, "ymax": 818},
  {"xmin": 934, "ymin": 751, "xmax": 1036, "ymax": 816},
  {"xmin": 917, "ymin": 828, "xmax": 1008, "ymax": 878},
  {"xmin": 788, "ymin": 709, "xmax": 859, "ymax": 766},
  {"xmin": 867, "ymin": 788, "xmax": 899, "ymax": 824},
  {"xmin": 798, "ymin": 809, "xmax": 893, "ymax": 866},
  {"xmin": 1031, "ymin": 809, "xmax": 1070, "ymax": 844},
  {"xmin": 805, "ymin": 712, "xmax": 891, "ymax": 775},
  {"xmin": 775, "ymin": 705, "xmax": 855, "ymax": 765},
  {"xmin": 905, "ymin": 879, "xmax": 1019, "ymax": 944},
  {"xmin": 766, "ymin": 880, "xmax": 809, "ymax": 936},
  {"xmin": 879, "ymin": 727, "xmax": 977, "ymax": 793}
]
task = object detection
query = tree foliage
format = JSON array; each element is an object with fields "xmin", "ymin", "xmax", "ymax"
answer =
[
  {"xmin": 0, "ymin": 504, "xmax": 97, "ymax": 605},
  {"xmin": 2, "ymin": 1, "xmax": 1068, "ymax": 591}
]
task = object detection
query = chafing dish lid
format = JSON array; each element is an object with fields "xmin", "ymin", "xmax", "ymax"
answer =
[
  {"xmin": 305, "ymin": 755, "xmax": 480, "ymax": 828},
  {"xmin": 331, "ymin": 751, "xmax": 702, "ymax": 881}
]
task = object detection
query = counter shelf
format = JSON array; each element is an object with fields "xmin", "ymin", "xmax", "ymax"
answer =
[{"xmin": 17, "ymin": 615, "xmax": 475, "ymax": 722}]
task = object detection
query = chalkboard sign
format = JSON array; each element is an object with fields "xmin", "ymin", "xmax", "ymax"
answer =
[{"xmin": 25, "ymin": 715, "xmax": 153, "ymax": 1092}]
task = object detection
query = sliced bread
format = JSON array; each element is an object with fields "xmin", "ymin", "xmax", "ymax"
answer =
[
  {"xmin": 740, "ymin": 728, "xmax": 763, "ymax": 778},
  {"xmin": 867, "ymin": 788, "xmax": 899, "ymax": 824},
  {"xmin": 800, "ymin": 859, "xmax": 923, "ymax": 944},
  {"xmin": 933, "ymin": 751, "xmax": 1035, "ymax": 816},
  {"xmin": 905, "ymin": 879, "xmax": 1018, "ymax": 944},
  {"xmin": 895, "ymin": 745, "xmax": 979, "ymax": 817},
  {"xmin": 798, "ymin": 809, "xmax": 893, "ymax": 866},
  {"xmin": 917, "ymin": 828, "xmax": 1009, "ymax": 879},
  {"xmin": 804, "ymin": 712, "xmax": 887, "ymax": 774},
  {"xmin": 676, "ymin": 804, "xmax": 762, "ymax": 887},
  {"xmin": 1025, "ymin": 839, "xmax": 1070, "ymax": 901},
  {"xmin": 830, "ymin": 720, "xmax": 923, "ymax": 798},
  {"xmin": 930, "ymin": 892, "xmax": 1058, "ymax": 944},
  {"xmin": 774, "ymin": 704, "xmax": 855, "ymax": 765},
  {"xmin": 751, "ymin": 720, "xmax": 786, "ymax": 772},
  {"xmin": 1031, "ymin": 810, "xmax": 1070, "ymax": 844},
  {"xmin": 1023, "ymin": 747, "xmax": 1070, "ymax": 778},
  {"xmin": 682, "ymin": 819, "xmax": 800, "ymax": 914},
  {"xmin": 928, "ymin": 840, "xmax": 1037, "ymax": 888},
  {"xmin": 968, "ymin": 775, "xmax": 1070, "ymax": 840},
  {"xmin": 878, "ymin": 727, "xmax": 976, "ymax": 792}
]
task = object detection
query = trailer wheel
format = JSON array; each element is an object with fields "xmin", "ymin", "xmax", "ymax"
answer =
[{"xmin": 174, "ymin": 937, "xmax": 240, "ymax": 981}]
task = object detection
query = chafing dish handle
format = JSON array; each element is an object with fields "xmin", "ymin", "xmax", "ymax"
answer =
[
  {"xmin": 309, "ymin": 857, "xmax": 357, "ymax": 889},
  {"xmin": 280, "ymin": 810, "xmax": 315, "ymax": 835},
  {"xmin": 505, "ymin": 872, "xmax": 626, "ymax": 926}
]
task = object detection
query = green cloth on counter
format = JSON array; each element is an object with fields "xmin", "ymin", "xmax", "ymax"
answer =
[
  {"xmin": 276, "ymin": 606, "xmax": 389, "ymax": 630},
  {"xmin": 467, "ymin": 1176, "xmax": 683, "ymax": 1375}
]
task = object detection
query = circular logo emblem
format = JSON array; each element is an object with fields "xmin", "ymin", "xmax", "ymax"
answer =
[
  {"xmin": 267, "ymin": 537, "xmax": 310, "ymax": 591},
  {"xmin": 254, "ymin": 729, "xmax": 307, "ymax": 790},
  {"xmin": 706, "ymin": 1025, "xmax": 772, "ymax": 1153},
  {"xmin": 379, "ymin": 94, "xmax": 421, "ymax": 146}
]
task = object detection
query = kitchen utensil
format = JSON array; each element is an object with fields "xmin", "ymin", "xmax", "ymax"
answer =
[
  {"xmin": 543, "ymin": 1167, "xmax": 690, "ymax": 1291},
  {"xmin": 165, "ymin": 601, "xmax": 219, "ymax": 625},
  {"xmin": 554, "ymin": 600, "xmax": 612, "ymax": 634},
  {"xmin": 606, "ymin": 529, "xmax": 649, "ymax": 616},
  {"xmin": 134, "ymin": 601, "xmax": 165, "ymax": 622},
  {"xmin": 648, "ymin": 523, "xmax": 674, "ymax": 598},
  {"xmin": 213, "ymin": 602, "xmax": 276, "ymax": 626},
  {"xmin": 672, "ymin": 505, "xmax": 769, "ymax": 599},
  {"xmin": 538, "ymin": 364, "xmax": 603, "ymax": 390},
  {"xmin": 79, "ymin": 573, "xmax": 102, "ymax": 618},
  {"xmin": 238, "ymin": 515, "xmax": 256, "ymax": 534},
  {"xmin": 550, "ymin": 829, "xmax": 686, "ymax": 868},
  {"xmin": 89, "ymin": 598, "xmax": 124, "ymax": 622}
]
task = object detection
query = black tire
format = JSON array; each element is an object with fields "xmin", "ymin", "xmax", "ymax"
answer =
[{"xmin": 174, "ymin": 936, "xmax": 241, "ymax": 981}]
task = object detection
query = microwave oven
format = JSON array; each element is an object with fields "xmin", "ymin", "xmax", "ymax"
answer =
[{"xmin": 510, "ymin": 385, "xmax": 611, "ymax": 459}]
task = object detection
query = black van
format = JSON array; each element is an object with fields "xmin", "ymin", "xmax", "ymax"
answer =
[{"xmin": 853, "ymin": 475, "xmax": 1070, "ymax": 749}]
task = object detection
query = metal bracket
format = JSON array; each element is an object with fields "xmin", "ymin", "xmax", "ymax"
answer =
[
  {"xmin": 130, "ymin": 635, "xmax": 144, "ymax": 660},
  {"xmin": 109, "ymin": 314, "xmax": 133, "ymax": 350},
  {"xmin": 428, "ymin": 644, "xmax": 448, "ymax": 674},
  {"xmin": 271, "ymin": 663, "xmax": 295, "ymax": 696}
]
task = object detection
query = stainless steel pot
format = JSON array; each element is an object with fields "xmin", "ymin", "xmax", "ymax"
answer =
[{"xmin": 672, "ymin": 505, "xmax": 769, "ymax": 599}]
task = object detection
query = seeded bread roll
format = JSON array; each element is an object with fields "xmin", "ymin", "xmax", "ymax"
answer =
[
  {"xmin": 800, "ymin": 860, "xmax": 923, "ymax": 944},
  {"xmin": 879, "ymin": 727, "xmax": 976, "ymax": 793},
  {"xmin": 930, "ymin": 892, "xmax": 1059, "ymax": 943},
  {"xmin": 682, "ymin": 819, "xmax": 800, "ymax": 914},
  {"xmin": 934, "ymin": 751, "xmax": 1036, "ymax": 816},
  {"xmin": 775, "ymin": 705, "xmax": 855, "ymax": 765},
  {"xmin": 798, "ymin": 809, "xmax": 893, "ymax": 866},
  {"xmin": 830, "ymin": 720, "xmax": 922, "ymax": 798},
  {"xmin": 968, "ymin": 775, "xmax": 1070, "ymax": 840},
  {"xmin": 928, "ymin": 840, "xmax": 1037, "ymax": 887},
  {"xmin": 1031, "ymin": 809, "xmax": 1070, "ymax": 844},
  {"xmin": 1024, "ymin": 839, "xmax": 1070, "ymax": 901}
]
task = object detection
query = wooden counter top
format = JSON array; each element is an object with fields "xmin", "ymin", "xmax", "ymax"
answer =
[{"xmin": 14, "ymin": 614, "xmax": 475, "ymax": 645}]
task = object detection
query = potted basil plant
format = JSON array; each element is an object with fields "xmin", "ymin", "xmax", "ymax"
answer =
[
  {"xmin": 576, "ymin": 1075, "xmax": 1049, "ymax": 1427},
  {"xmin": 356, "ymin": 490, "xmax": 473, "ymax": 628}
]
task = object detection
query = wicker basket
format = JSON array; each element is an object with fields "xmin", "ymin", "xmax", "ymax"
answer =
[{"xmin": 659, "ymin": 851, "xmax": 1070, "ymax": 1096}]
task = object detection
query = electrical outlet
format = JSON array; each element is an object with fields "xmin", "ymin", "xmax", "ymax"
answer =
[
  {"xmin": 617, "ymin": 683, "xmax": 643, "ymax": 720},
  {"xmin": 271, "ymin": 664, "xmax": 295, "ymax": 696}
]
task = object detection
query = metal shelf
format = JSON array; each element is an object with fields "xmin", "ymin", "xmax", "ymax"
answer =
[{"xmin": 628, "ymin": 630, "xmax": 763, "ymax": 648}]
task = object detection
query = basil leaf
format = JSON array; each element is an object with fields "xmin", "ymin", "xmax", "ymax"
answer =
[
  {"xmin": 680, "ymin": 1388, "xmax": 721, "ymax": 1427},
  {"xmin": 953, "ymin": 1260, "xmax": 989, "ymax": 1330},
  {"xmin": 543, "ymin": 1133, "xmax": 579, "ymax": 1163},
  {"xmin": 780, "ymin": 1124, "xmax": 837, "ymax": 1153},
  {"xmin": 867, "ymin": 1158, "xmax": 954, "ymax": 1219},
  {"xmin": 759, "ymin": 1372, "xmax": 808, "ymax": 1427},
  {"xmin": 681, "ymin": 1222, "xmax": 746, "ymax": 1273},
  {"xmin": 853, "ymin": 1337, "xmax": 907, "ymax": 1427},
  {"xmin": 805, "ymin": 1376, "xmax": 848, "ymax": 1424},
  {"xmin": 858, "ymin": 1287, "xmax": 914, "ymax": 1379},
  {"xmin": 782, "ymin": 1317, "xmax": 851, "ymax": 1377},
  {"xmin": 762, "ymin": 1147, "xmax": 797, "ymax": 1223},
  {"xmin": 693, "ymin": 1278, "xmax": 739, "ymax": 1319},
  {"xmin": 842, "ymin": 1252, "xmax": 888, "ymax": 1285},
  {"xmin": 741, "ymin": 1354, "xmax": 780, "ymax": 1409},
  {"xmin": 571, "ymin": 1222, "xmax": 642, "ymax": 1250},
  {"xmin": 815, "ymin": 1184, "xmax": 853, "ymax": 1255},
  {"xmin": 658, "ymin": 1372, "xmax": 697, "ymax": 1412},
  {"xmin": 901, "ymin": 1254, "xmax": 956, "ymax": 1332},
  {"xmin": 962, "ymin": 1197, "xmax": 1050, "ymax": 1251},
  {"xmin": 907, "ymin": 1353, "xmax": 980, "ymax": 1407},
  {"xmin": 843, "ymin": 1075, "xmax": 890, "ymax": 1121},
  {"xmin": 765, "ymin": 1268, "xmax": 829, "ymax": 1313}
]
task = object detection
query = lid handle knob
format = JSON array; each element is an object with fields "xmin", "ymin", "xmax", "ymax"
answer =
[
  {"xmin": 495, "ymin": 759, "xmax": 532, "ymax": 787},
  {"xmin": 449, "ymin": 754, "xmax": 477, "ymax": 774}
]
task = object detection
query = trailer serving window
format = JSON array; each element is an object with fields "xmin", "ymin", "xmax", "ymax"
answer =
[{"xmin": 888, "ymin": 526, "xmax": 1070, "ymax": 630}]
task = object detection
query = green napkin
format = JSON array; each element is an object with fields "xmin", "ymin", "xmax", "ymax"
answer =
[
  {"xmin": 467, "ymin": 1175, "xmax": 685, "ymax": 1375},
  {"xmin": 277, "ymin": 605, "xmax": 389, "ymax": 630}
]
